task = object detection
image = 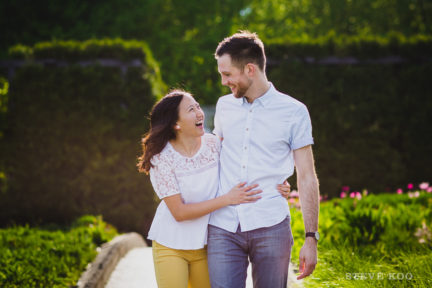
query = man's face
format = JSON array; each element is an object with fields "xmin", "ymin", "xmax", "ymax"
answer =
[{"xmin": 217, "ymin": 54, "xmax": 252, "ymax": 99}]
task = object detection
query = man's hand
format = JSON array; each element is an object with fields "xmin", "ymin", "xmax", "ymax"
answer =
[
  {"xmin": 297, "ymin": 238, "xmax": 317, "ymax": 280},
  {"xmin": 277, "ymin": 180, "xmax": 291, "ymax": 199}
]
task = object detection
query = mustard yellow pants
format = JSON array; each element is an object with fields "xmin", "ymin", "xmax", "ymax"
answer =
[{"xmin": 152, "ymin": 241, "xmax": 211, "ymax": 288}]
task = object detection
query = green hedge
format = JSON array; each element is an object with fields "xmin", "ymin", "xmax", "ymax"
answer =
[
  {"xmin": 0, "ymin": 215, "xmax": 117, "ymax": 288},
  {"xmin": 8, "ymin": 39, "xmax": 166, "ymax": 98},
  {"xmin": 266, "ymin": 32, "xmax": 432, "ymax": 59},
  {"xmin": 268, "ymin": 59, "xmax": 432, "ymax": 196},
  {"xmin": 0, "ymin": 77, "xmax": 8, "ymax": 139},
  {"xmin": 0, "ymin": 39, "xmax": 163, "ymax": 238}
]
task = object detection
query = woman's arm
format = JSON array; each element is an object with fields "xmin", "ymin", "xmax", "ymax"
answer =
[{"xmin": 164, "ymin": 182, "xmax": 261, "ymax": 221}]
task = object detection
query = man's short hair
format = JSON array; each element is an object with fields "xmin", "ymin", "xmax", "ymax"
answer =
[{"xmin": 215, "ymin": 31, "xmax": 266, "ymax": 71}]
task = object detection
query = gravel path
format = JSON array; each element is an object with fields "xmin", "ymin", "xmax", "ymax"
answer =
[{"xmin": 105, "ymin": 247, "xmax": 303, "ymax": 288}]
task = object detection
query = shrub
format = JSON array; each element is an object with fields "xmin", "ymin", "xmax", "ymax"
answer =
[
  {"xmin": 289, "ymin": 191, "xmax": 432, "ymax": 287},
  {"xmin": 0, "ymin": 215, "xmax": 117, "ymax": 288}
]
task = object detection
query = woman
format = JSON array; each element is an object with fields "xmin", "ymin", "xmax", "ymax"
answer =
[{"xmin": 138, "ymin": 90, "xmax": 290, "ymax": 288}]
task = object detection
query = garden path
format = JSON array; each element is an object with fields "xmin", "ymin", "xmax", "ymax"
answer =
[{"xmin": 105, "ymin": 247, "xmax": 303, "ymax": 288}]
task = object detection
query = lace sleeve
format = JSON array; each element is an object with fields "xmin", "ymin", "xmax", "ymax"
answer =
[
  {"xmin": 205, "ymin": 133, "xmax": 221, "ymax": 155},
  {"xmin": 149, "ymin": 155, "xmax": 181, "ymax": 199}
]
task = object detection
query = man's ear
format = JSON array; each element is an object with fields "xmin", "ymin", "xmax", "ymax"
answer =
[{"xmin": 245, "ymin": 63, "xmax": 256, "ymax": 77}]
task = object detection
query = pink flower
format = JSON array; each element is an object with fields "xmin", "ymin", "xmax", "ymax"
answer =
[
  {"xmin": 340, "ymin": 192, "xmax": 347, "ymax": 198},
  {"xmin": 397, "ymin": 188, "xmax": 403, "ymax": 194},
  {"xmin": 427, "ymin": 187, "xmax": 432, "ymax": 193},
  {"xmin": 419, "ymin": 182, "xmax": 429, "ymax": 190},
  {"xmin": 407, "ymin": 183, "xmax": 414, "ymax": 190},
  {"xmin": 350, "ymin": 192, "xmax": 355, "ymax": 198},
  {"xmin": 408, "ymin": 191, "xmax": 420, "ymax": 198},
  {"xmin": 320, "ymin": 195, "xmax": 323, "ymax": 201},
  {"xmin": 355, "ymin": 192, "xmax": 362, "ymax": 200},
  {"xmin": 289, "ymin": 198, "xmax": 296, "ymax": 204},
  {"xmin": 290, "ymin": 190, "xmax": 299, "ymax": 198},
  {"xmin": 342, "ymin": 186, "xmax": 350, "ymax": 192}
]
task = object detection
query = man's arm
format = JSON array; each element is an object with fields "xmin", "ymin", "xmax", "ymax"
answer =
[{"xmin": 293, "ymin": 145, "xmax": 319, "ymax": 280}]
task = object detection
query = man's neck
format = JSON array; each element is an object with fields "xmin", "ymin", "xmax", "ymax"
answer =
[{"xmin": 245, "ymin": 77, "xmax": 270, "ymax": 103}]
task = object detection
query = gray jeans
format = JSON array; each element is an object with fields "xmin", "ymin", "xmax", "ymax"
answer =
[{"xmin": 207, "ymin": 217, "xmax": 294, "ymax": 288}]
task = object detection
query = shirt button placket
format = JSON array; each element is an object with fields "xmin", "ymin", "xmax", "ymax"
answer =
[{"xmin": 240, "ymin": 106, "xmax": 253, "ymax": 181}]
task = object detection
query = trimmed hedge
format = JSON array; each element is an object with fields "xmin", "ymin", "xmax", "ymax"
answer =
[
  {"xmin": 0, "ymin": 39, "xmax": 163, "ymax": 237},
  {"xmin": 266, "ymin": 32, "xmax": 432, "ymax": 60},
  {"xmin": 268, "ymin": 60, "xmax": 432, "ymax": 195},
  {"xmin": 8, "ymin": 39, "xmax": 166, "ymax": 98},
  {"xmin": 0, "ymin": 215, "xmax": 117, "ymax": 287},
  {"xmin": 0, "ymin": 77, "xmax": 8, "ymax": 138}
]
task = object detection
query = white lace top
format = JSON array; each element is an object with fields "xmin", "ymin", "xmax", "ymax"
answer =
[{"xmin": 147, "ymin": 133, "xmax": 221, "ymax": 249}]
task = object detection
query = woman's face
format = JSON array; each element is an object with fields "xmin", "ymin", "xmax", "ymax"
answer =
[{"xmin": 175, "ymin": 94, "xmax": 205, "ymax": 137}]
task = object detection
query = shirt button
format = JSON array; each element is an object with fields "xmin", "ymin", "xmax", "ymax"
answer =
[
  {"xmin": 242, "ymin": 165, "xmax": 245, "ymax": 169},
  {"xmin": 249, "ymin": 109, "xmax": 252, "ymax": 113},
  {"xmin": 244, "ymin": 147, "xmax": 247, "ymax": 150},
  {"xmin": 246, "ymin": 128, "xmax": 249, "ymax": 131}
]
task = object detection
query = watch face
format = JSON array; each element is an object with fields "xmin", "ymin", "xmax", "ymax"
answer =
[{"xmin": 315, "ymin": 232, "xmax": 320, "ymax": 240}]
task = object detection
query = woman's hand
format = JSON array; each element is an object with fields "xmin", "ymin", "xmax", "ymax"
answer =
[
  {"xmin": 225, "ymin": 182, "xmax": 262, "ymax": 205},
  {"xmin": 277, "ymin": 180, "xmax": 291, "ymax": 199}
]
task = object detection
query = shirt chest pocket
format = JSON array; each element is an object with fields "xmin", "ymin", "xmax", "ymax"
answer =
[{"xmin": 252, "ymin": 119, "xmax": 289, "ymax": 153}]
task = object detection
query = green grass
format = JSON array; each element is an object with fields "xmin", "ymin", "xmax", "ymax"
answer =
[
  {"xmin": 289, "ymin": 192, "xmax": 432, "ymax": 287},
  {"xmin": 0, "ymin": 215, "xmax": 117, "ymax": 288}
]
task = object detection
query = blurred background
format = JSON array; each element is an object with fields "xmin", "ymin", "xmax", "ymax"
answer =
[{"xmin": 1, "ymin": 0, "xmax": 431, "ymax": 237}]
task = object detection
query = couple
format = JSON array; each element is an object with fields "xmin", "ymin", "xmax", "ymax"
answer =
[{"xmin": 138, "ymin": 31, "xmax": 320, "ymax": 288}]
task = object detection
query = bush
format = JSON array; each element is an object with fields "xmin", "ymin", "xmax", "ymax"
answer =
[
  {"xmin": 0, "ymin": 39, "xmax": 163, "ymax": 238},
  {"xmin": 289, "ymin": 191, "xmax": 432, "ymax": 287},
  {"xmin": 0, "ymin": 215, "xmax": 117, "ymax": 288}
]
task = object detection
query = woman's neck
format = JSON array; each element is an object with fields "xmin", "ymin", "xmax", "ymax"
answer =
[{"xmin": 170, "ymin": 135, "xmax": 202, "ymax": 157}]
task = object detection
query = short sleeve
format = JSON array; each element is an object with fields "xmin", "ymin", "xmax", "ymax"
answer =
[
  {"xmin": 212, "ymin": 99, "xmax": 223, "ymax": 138},
  {"xmin": 149, "ymin": 156, "xmax": 181, "ymax": 199},
  {"xmin": 290, "ymin": 105, "xmax": 314, "ymax": 150},
  {"xmin": 205, "ymin": 133, "xmax": 221, "ymax": 154}
]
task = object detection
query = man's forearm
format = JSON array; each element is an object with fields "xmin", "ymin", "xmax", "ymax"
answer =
[{"xmin": 298, "ymin": 175, "xmax": 319, "ymax": 232}]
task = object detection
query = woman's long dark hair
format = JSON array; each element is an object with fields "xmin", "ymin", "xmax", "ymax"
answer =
[{"xmin": 137, "ymin": 90, "xmax": 188, "ymax": 174}]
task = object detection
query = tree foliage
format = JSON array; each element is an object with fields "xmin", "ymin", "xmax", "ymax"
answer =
[{"xmin": 234, "ymin": 0, "xmax": 432, "ymax": 42}]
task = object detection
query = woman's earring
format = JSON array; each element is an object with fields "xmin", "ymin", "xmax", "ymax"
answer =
[{"xmin": 175, "ymin": 125, "xmax": 180, "ymax": 130}]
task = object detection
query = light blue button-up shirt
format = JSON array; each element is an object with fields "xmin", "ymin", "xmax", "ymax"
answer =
[{"xmin": 209, "ymin": 83, "xmax": 314, "ymax": 232}]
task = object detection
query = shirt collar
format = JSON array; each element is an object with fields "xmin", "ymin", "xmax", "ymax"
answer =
[{"xmin": 241, "ymin": 82, "xmax": 275, "ymax": 108}]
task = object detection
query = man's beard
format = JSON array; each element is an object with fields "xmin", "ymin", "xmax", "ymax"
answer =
[{"xmin": 234, "ymin": 78, "xmax": 253, "ymax": 99}]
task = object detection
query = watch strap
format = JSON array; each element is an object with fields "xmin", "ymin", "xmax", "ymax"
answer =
[{"xmin": 305, "ymin": 231, "xmax": 319, "ymax": 241}]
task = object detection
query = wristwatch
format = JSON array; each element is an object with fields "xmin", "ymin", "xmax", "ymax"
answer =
[{"xmin": 305, "ymin": 231, "xmax": 320, "ymax": 241}]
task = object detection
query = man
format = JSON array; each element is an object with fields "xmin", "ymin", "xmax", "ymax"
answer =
[{"xmin": 208, "ymin": 31, "xmax": 320, "ymax": 288}]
